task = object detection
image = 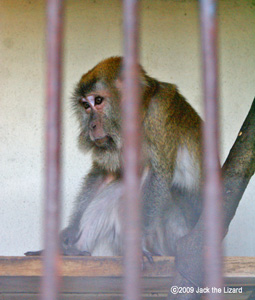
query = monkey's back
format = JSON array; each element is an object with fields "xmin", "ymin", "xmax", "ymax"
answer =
[{"xmin": 144, "ymin": 81, "xmax": 202, "ymax": 189}]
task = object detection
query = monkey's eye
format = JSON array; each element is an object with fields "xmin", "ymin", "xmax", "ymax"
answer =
[
  {"xmin": 82, "ymin": 101, "xmax": 90, "ymax": 110},
  {"xmin": 95, "ymin": 96, "xmax": 104, "ymax": 106}
]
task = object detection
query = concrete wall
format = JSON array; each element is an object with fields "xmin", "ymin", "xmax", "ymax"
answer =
[{"xmin": 0, "ymin": 0, "xmax": 254, "ymax": 256}]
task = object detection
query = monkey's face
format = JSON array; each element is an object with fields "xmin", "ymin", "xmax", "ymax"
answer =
[
  {"xmin": 72, "ymin": 56, "xmax": 152, "ymax": 172},
  {"xmin": 73, "ymin": 80, "xmax": 122, "ymax": 172}
]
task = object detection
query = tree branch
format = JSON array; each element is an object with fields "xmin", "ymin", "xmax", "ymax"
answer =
[{"xmin": 168, "ymin": 97, "xmax": 255, "ymax": 299}]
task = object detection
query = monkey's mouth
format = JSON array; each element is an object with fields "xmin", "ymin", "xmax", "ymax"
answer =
[{"xmin": 94, "ymin": 135, "xmax": 112, "ymax": 148}]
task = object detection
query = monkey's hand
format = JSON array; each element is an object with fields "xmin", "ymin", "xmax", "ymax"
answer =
[
  {"xmin": 24, "ymin": 227, "xmax": 91, "ymax": 256},
  {"xmin": 60, "ymin": 227, "xmax": 91, "ymax": 256},
  {"xmin": 25, "ymin": 248, "xmax": 91, "ymax": 256},
  {"xmin": 60, "ymin": 226, "xmax": 80, "ymax": 246},
  {"xmin": 24, "ymin": 250, "xmax": 43, "ymax": 256}
]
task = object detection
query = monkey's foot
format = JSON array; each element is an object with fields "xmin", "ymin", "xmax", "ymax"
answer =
[
  {"xmin": 142, "ymin": 250, "xmax": 162, "ymax": 270},
  {"xmin": 141, "ymin": 250, "xmax": 157, "ymax": 270},
  {"xmin": 24, "ymin": 250, "xmax": 43, "ymax": 256},
  {"xmin": 143, "ymin": 250, "xmax": 154, "ymax": 264}
]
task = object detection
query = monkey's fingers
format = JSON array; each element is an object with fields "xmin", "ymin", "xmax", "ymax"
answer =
[
  {"xmin": 24, "ymin": 250, "xmax": 43, "ymax": 256},
  {"xmin": 143, "ymin": 250, "xmax": 155, "ymax": 264}
]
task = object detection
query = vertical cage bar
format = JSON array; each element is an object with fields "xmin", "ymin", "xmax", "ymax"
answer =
[
  {"xmin": 122, "ymin": 1, "xmax": 141, "ymax": 300},
  {"xmin": 41, "ymin": 1, "xmax": 64, "ymax": 300},
  {"xmin": 199, "ymin": 0, "xmax": 223, "ymax": 299}
]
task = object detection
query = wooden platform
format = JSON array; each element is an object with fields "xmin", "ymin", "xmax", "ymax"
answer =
[{"xmin": 0, "ymin": 256, "xmax": 254, "ymax": 299}]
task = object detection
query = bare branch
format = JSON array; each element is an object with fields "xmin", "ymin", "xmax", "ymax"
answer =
[{"xmin": 168, "ymin": 98, "xmax": 255, "ymax": 299}]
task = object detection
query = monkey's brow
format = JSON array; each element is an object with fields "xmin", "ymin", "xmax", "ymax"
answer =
[{"xmin": 76, "ymin": 79, "xmax": 97, "ymax": 96}]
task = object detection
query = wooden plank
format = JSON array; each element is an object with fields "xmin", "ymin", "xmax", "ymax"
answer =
[
  {"xmin": 1, "ymin": 276, "xmax": 254, "ymax": 294},
  {"xmin": 0, "ymin": 293, "xmax": 254, "ymax": 300},
  {"xmin": 0, "ymin": 276, "xmax": 170, "ymax": 293},
  {"xmin": 0, "ymin": 256, "xmax": 254, "ymax": 295},
  {"xmin": 1, "ymin": 257, "xmax": 255, "ymax": 279},
  {"xmin": 0, "ymin": 256, "xmax": 175, "ymax": 277},
  {"xmin": 0, "ymin": 293, "xmax": 169, "ymax": 300},
  {"xmin": 224, "ymin": 257, "xmax": 255, "ymax": 279},
  {"xmin": 1, "ymin": 292, "xmax": 254, "ymax": 300},
  {"xmin": 223, "ymin": 257, "xmax": 255, "ymax": 286}
]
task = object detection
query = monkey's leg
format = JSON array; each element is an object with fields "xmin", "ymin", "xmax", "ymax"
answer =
[
  {"xmin": 142, "ymin": 171, "xmax": 174, "ymax": 257},
  {"xmin": 142, "ymin": 169, "xmax": 193, "ymax": 260}
]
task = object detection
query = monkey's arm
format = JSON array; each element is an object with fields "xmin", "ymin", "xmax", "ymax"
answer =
[
  {"xmin": 61, "ymin": 164, "xmax": 108, "ymax": 245},
  {"xmin": 25, "ymin": 164, "xmax": 107, "ymax": 256},
  {"xmin": 168, "ymin": 98, "xmax": 255, "ymax": 299}
]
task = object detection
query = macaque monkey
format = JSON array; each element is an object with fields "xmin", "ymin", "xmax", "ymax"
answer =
[{"xmin": 26, "ymin": 56, "xmax": 202, "ymax": 259}]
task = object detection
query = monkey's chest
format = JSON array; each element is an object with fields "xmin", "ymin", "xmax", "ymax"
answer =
[
  {"xmin": 76, "ymin": 181, "xmax": 123, "ymax": 256},
  {"xmin": 75, "ymin": 181, "xmax": 190, "ymax": 256}
]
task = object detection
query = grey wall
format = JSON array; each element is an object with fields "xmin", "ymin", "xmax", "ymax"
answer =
[{"xmin": 0, "ymin": 0, "xmax": 254, "ymax": 256}]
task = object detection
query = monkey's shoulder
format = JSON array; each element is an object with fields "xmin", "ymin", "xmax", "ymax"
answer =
[
  {"xmin": 143, "ymin": 81, "xmax": 202, "ymax": 164},
  {"xmin": 145, "ymin": 81, "xmax": 201, "ymax": 128}
]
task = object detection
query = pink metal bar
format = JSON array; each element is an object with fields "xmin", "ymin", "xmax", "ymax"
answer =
[
  {"xmin": 41, "ymin": 1, "xmax": 64, "ymax": 300},
  {"xmin": 200, "ymin": 0, "xmax": 224, "ymax": 299},
  {"xmin": 122, "ymin": 1, "xmax": 142, "ymax": 300}
]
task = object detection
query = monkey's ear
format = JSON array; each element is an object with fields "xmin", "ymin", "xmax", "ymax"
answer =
[
  {"xmin": 115, "ymin": 72, "xmax": 150, "ymax": 94},
  {"xmin": 115, "ymin": 78, "xmax": 123, "ymax": 91}
]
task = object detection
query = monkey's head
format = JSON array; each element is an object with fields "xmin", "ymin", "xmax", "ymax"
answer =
[{"xmin": 72, "ymin": 56, "xmax": 157, "ymax": 172}]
